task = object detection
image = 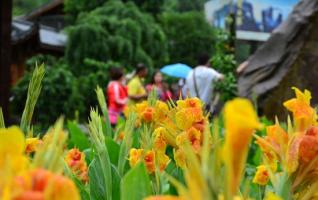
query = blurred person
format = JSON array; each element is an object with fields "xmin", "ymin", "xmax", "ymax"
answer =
[
  {"xmin": 185, "ymin": 53, "xmax": 224, "ymax": 111},
  {"xmin": 177, "ymin": 78, "xmax": 187, "ymax": 99},
  {"xmin": 107, "ymin": 67, "xmax": 128, "ymax": 126},
  {"xmin": 146, "ymin": 70, "xmax": 172, "ymax": 102},
  {"xmin": 127, "ymin": 63, "xmax": 148, "ymax": 105}
]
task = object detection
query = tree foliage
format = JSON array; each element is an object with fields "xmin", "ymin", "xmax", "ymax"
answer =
[
  {"xmin": 159, "ymin": 11, "xmax": 216, "ymax": 67},
  {"xmin": 211, "ymin": 30, "xmax": 237, "ymax": 101},
  {"xmin": 11, "ymin": 55, "xmax": 119, "ymax": 128},
  {"xmin": 65, "ymin": 1, "xmax": 168, "ymax": 74}
]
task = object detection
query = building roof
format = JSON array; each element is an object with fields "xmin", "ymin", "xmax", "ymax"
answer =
[
  {"xmin": 11, "ymin": 19, "xmax": 66, "ymax": 52},
  {"xmin": 22, "ymin": 0, "xmax": 64, "ymax": 21}
]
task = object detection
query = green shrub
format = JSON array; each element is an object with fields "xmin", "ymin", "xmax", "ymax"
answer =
[
  {"xmin": 65, "ymin": 1, "xmax": 168, "ymax": 73},
  {"xmin": 159, "ymin": 11, "xmax": 216, "ymax": 67}
]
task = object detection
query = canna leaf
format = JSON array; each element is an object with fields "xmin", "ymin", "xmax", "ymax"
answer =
[
  {"xmin": 0, "ymin": 107, "xmax": 4, "ymax": 128},
  {"xmin": 20, "ymin": 63, "xmax": 45, "ymax": 134},
  {"xmin": 121, "ymin": 162, "xmax": 152, "ymax": 200},
  {"xmin": 96, "ymin": 85, "xmax": 113, "ymax": 137},
  {"xmin": 67, "ymin": 121, "xmax": 90, "ymax": 151}
]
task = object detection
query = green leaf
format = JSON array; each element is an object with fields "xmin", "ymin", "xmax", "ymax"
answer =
[
  {"xmin": 89, "ymin": 159, "xmax": 120, "ymax": 200},
  {"xmin": 88, "ymin": 109, "xmax": 113, "ymax": 200},
  {"xmin": 83, "ymin": 148, "xmax": 94, "ymax": 165},
  {"xmin": 106, "ymin": 137, "xmax": 120, "ymax": 165},
  {"xmin": 112, "ymin": 165, "xmax": 121, "ymax": 200},
  {"xmin": 118, "ymin": 113, "xmax": 137, "ymax": 176},
  {"xmin": 20, "ymin": 64, "xmax": 45, "ymax": 134},
  {"xmin": 96, "ymin": 86, "xmax": 113, "ymax": 137},
  {"xmin": 67, "ymin": 121, "xmax": 90, "ymax": 151},
  {"xmin": 0, "ymin": 107, "xmax": 4, "ymax": 128},
  {"xmin": 121, "ymin": 163, "xmax": 152, "ymax": 200},
  {"xmin": 89, "ymin": 158, "xmax": 107, "ymax": 200}
]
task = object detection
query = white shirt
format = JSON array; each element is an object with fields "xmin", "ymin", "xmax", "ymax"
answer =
[{"xmin": 185, "ymin": 66, "xmax": 222, "ymax": 105}]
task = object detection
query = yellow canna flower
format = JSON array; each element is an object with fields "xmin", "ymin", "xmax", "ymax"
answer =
[
  {"xmin": 253, "ymin": 165, "xmax": 270, "ymax": 185},
  {"xmin": 175, "ymin": 108, "xmax": 204, "ymax": 131},
  {"xmin": 128, "ymin": 148, "xmax": 144, "ymax": 167},
  {"xmin": 174, "ymin": 148, "xmax": 186, "ymax": 168},
  {"xmin": 153, "ymin": 127, "xmax": 168, "ymax": 153},
  {"xmin": 0, "ymin": 126, "xmax": 25, "ymax": 156},
  {"xmin": 176, "ymin": 98, "xmax": 202, "ymax": 110},
  {"xmin": 264, "ymin": 192, "xmax": 283, "ymax": 200},
  {"xmin": 176, "ymin": 127, "xmax": 202, "ymax": 154},
  {"xmin": 25, "ymin": 137, "xmax": 42, "ymax": 154},
  {"xmin": 223, "ymin": 98, "xmax": 261, "ymax": 196},
  {"xmin": 154, "ymin": 101, "xmax": 169, "ymax": 122},
  {"xmin": 157, "ymin": 152, "xmax": 170, "ymax": 172},
  {"xmin": 0, "ymin": 126, "xmax": 29, "ymax": 174},
  {"xmin": 283, "ymin": 87, "xmax": 316, "ymax": 131}
]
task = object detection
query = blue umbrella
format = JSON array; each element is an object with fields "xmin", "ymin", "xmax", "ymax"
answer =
[{"xmin": 160, "ymin": 63, "xmax": 192, "ymax": 78}]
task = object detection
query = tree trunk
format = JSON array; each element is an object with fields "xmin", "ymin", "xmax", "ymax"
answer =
[{"xmin": 0, "ymin": 0, "xmax": 12, "ymax": 124}]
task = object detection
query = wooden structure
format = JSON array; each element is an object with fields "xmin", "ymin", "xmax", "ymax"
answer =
[
  {"xmin": 22, "ymin": 0, "xmax": 64, "ymax": 31},
  {"xmin": 238, "ymin": 0, "xmax": 318, "ymax": 119},
  {"xmin": 11, "ymin": 19, "xmax": 66, "ymax": 84}
]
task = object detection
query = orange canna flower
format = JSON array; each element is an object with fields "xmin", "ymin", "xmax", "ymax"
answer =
[
  {"xmin": 253, "ymin": 165, "xmax": 270, "ymax": 185},
  {"xmin": 45, "ymin": 173, "xmax": 80, "ymax": 200},
  {"xmin": 14, "ymin": 168, "xmax": 79, "ymax": 200},
  {"xmin": 223, "ymin": 98, "xmax": 261, "ymax": 196},
  {"xmin": 143, "ymin": 107, "xmax": 155, "ymax": 123},
  {"xmin": 65, "ymin": 148, "xmax": 88, "ymax": 183},
  {"xmin": 266, "ymin": 124, "xmax": 288, "ymax": 153},
  {"xmin": 118, "ymin": 131, "xmax": 125, "ymax": 141},
  {"xmin": 286, "ymin": 136, "xmax": 303, "ymax": 173},
  {"xmin": 283, "ymin": 87, "xmax": 316, "ymax": 131},
  {"xmin": 299, "ymin": 135, "xmax": 318, "ymax": 163},
  {"xmin": 144, "ymin": 150, "xmax": 156, "ymax": 173},
  {"xmin": 129, "ymin": 148, "xmax": 144, "ymax": 167}
]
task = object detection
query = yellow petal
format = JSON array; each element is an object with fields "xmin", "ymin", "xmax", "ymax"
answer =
[
  {"xmin": 0, "ymin": 126, "xmax": 25, "ymax": 155},
  {"xmin": 223, "ymin": 98, "xmax": 261, "ymax": 196}
]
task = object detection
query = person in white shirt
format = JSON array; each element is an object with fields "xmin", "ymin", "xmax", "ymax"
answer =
[{"xmin": 185, "ymin": 53, "xmax": 224, "ymax": 108}]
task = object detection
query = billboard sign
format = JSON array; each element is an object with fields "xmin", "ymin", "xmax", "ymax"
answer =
[{"xmin": 204, "ymin": 0, "xmax": 299, "ymax": 41}]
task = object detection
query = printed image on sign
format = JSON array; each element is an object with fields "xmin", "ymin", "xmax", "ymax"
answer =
[{"xmin": 204, "ymin": 0, "xmax": 299, "ymax": 41}]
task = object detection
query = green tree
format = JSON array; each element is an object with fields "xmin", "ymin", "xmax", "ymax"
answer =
[
  {"xmin": 176, "ymin": 0, "xmax": 206, "ymax": 12},
  {"xmin": 211, "ymin": 30, "xmax": 237, "ymax": 101},
  {"xmin": 64, "ymin": 0, "xmax": 108, "ymax": 22},
  {"xmin": 65, "ymin": 1, "xmax": 168, "ymax": 74},
  {"xmin": 122, "ymin": 0, "xmax": 165, "ymax": 17},
  {"xmin": 13, "ymin": 0, "xmax": 49, "ymax": 16},
  {"xmin": 159, "ymin": 11, "xmax": 215, "ymax": 66}
]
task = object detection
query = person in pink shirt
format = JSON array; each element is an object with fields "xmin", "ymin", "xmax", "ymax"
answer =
[
  {"xmin": 146, "ymin": 70, "xmax": 172, "ymax": 102},
  {"xmin": 107, "ymin": 67, "xmax": 128, "ymax": 126}
]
